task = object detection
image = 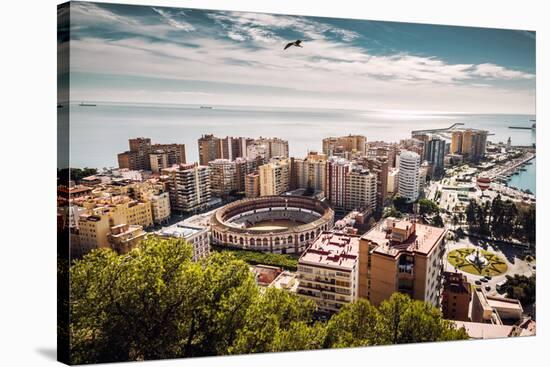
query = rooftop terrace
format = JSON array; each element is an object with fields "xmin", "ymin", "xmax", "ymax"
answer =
[
  {"xmin": 361, "ymin": 217, "xmax": 446, "ymax": 257},
  {"xmin": 299, "ymin": 231, "xmax": 359, "ymax": 270}
]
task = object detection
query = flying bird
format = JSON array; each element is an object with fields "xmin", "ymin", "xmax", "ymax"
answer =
[{"xmin": 284, "ymin": 40, "xmax": 303, "ymax": 50}]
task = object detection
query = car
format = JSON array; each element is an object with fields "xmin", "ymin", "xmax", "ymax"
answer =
[
  {"xmin": 480, "ymin": 278, "xmax": 489, "ymax": 283},
  {"xmin": 475, "ymin": 280, "xmax": 482, "ymax": 286},
  {"xmin": 485, "ymin": 285, "xmax": 491, "ymax": 291},
  {"xmin": 484, "ymin": 275, "xmax": 492, "ymax": 280}
]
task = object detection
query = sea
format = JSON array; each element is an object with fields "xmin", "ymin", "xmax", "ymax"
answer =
[{"xmin": 66, "ymin": 102, "xmax": 536, "ymax": 195}]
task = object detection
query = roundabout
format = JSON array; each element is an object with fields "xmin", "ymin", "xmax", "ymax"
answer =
[{"xmin": 447, "ymin": 248, "xmax": 508, "ymax": 276}]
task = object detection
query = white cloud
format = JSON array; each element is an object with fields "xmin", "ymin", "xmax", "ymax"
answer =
[
  {"xmin": 68, "ymin": 6, "xmax": 535, "ymax": 114},
  {"xmin": 71, "ymin": 2, "xmax": 138, "ymax": 26},
  {"xmin": 151, "ymin": 7, "xmax": 195, "ymax": 31},
  {"xmin": 472, "ymin": 63, "xmax": 534, "ymax": 80}
]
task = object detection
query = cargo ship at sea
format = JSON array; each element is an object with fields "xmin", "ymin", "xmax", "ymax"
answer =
[{"xmin": 79, "ymin": 102, "xmax": 97, "ymax": 107}]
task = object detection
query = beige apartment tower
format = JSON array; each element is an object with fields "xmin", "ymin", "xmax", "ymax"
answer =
[
  {"xmin": 358, "ymin": 217, "xmax": 447, "ymax": 307},
  {"xmin": 259, "ymin": 158, "xmax": 290, "ymax": 196}
]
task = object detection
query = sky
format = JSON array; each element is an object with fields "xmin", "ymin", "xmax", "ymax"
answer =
[{"xmin": 65, "ymin": 1, "xmax": 536, "ymax": 114}]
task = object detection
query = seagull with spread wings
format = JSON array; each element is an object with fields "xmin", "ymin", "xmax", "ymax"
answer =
[{"xmin": 284, "ymin": 39, "xmax": 303, "ymax": 50}]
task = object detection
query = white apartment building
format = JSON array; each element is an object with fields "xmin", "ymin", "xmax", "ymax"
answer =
[
  {"xmin": 398, "ymin": 150, "xmax": 421, "ymax": 202},
  {"xmin": 387, "ymin": 167, "xmax": 399, "ymax": 194},
  {"xmin": 327, "ymin": 157, "xmax": 351, "ymax": 211},
  {"xmin": 157, "ymin": 222, "xmax": 211, "ymax": 261},
  {"xmin": 150, "ymin": 192, "xmax": 171, "ymax": 224},
  {"xmin": 297, "ymin": 231, "xmax": 360, "ymax": 313}
]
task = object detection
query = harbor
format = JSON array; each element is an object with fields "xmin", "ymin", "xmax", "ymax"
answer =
[{"xmin": 484, "ymin": 151, "xmax": 536, "ymax": 184}]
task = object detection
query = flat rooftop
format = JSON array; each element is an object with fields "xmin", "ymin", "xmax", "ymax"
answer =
[
  {"xmin": 299, "ymin": 231, "xmax": 359, "ymax": 271},
  {"xmin": 361, "ymin": 217, "xmax": 446, "ymax": 257},
  {"xmin": 453, "ymin": 321, "xmax": 514, "ymax": 339},
  {"xmin": 486, "ymin": 296, "xmax": 523, "ymax": 311},
  {"xmin": 251, "ymin": 265, "xmax": 283, "ymax": 286},
  {"xmin": 270, "ymin": 271, "xmax": 299, "ymax": 292},
  {"xmin": 157, "ymin": 222, "xmax": 206, "ymax": 239}
]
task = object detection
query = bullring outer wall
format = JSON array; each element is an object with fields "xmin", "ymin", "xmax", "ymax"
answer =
[{"xmin": 210, "ymin": 195, "xmax": 335, "ymax": 254}]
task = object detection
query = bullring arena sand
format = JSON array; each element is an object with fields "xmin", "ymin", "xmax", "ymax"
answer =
[{"xmin": 247, "ymin": 220, "xmax": 304, "ymax": 231}]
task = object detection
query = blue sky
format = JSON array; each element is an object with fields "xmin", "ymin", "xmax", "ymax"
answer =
[{"xmin": 66, "ymin": 1, "xmax": 536, "ymax": 114}]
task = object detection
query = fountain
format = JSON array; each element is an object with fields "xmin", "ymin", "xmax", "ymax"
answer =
[{"xmin": 466, "ymin": 248, "xmax": 489, "ymax": 268}]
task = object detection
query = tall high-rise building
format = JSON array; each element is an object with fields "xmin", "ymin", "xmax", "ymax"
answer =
[
  {"xmin": 149, "ymin": 150, "xmax": 169, "ymax": 173},
  {"xmin": 118, "ymin": 137, "xmax": 152, "ymax": 171},
  {"xmin": 326, "ymin": 157, "xmax": 352, "ymax": 211},
  {"xmin": 234, "ymin": 156, "xmax": 261, "ymax": 192},
  {"xmin": 152, "ymin": 143, "xmax": 186, "ymax": 166},
  {"xmin": 397, "ymin": 150, "xmax": 421, "ymax": 202},
  {"xmin": 425, "ymin": 137, "xmax": 446, "ymax": 175},
  {"xmin": 450, "ymin": 131, "xmax": 463, "ymax": 155},
  {"xmin": 209, "ymin": 159, "xmax": 237, "ymax": 197},
  {"xmin": 118, "ymin": 138, "xmax": 185, "ymax": 171},
  {"xmin": 399, "ymin": 138, "xmax": 424, "ymax": 159},
  {"xmin": 199, "ymin": 135, "xmax": 285, "ymax": 164},
  {"xmin": 247, "ymin": 137, "xmax": 289, "ymax": 161},
  {"xmin": 259, "ymin": 158, "xmax": 290, "ymax": 196},
  {"xmin": 358, "ymin": 218, "xmax": 447, "ymax": 307},
  {"xmin": 219, "ymin": 136, "xmax": 253, "ymax": 161},
  {"xmin": 245, "ymin": 172, "xmax": 261, "ymax": 198},
  {"xmin": 346, "ymin": 166, "xmax": 377, "ymax": 212},
  {"xmin": 323, "ymin": 135, "xmax": 367, "ymax": 157},
  {"xmin": 365, "ymin": 156, "xmax": 389, "ymax": 210},
  {"xmin": 450, "ymin": 129, "xmax": 488, "ymax": 162},
  {"xmin": 162, "ymin": 163, "xmax": 212, "ymax": 213},
  {"xmin": 294, "ymin": 152, "xmax": 328, "ymax": 193},
  {"xmin": 387, "ymin": 168, "xmax": 399, "ymax": 194},
  {"xmin": 198, "ymin": 134, "xmax": 221, "ymax": 166}
]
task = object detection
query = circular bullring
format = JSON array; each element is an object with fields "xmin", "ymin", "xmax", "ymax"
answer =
[{"xmin": 211, "ymin": 195, "xmax": 335, "ymax": 254}]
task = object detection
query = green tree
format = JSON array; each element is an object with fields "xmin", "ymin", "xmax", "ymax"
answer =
[
  {"xmin": 451, "ymin": 214, "xmax": 459, "ymax": 227},
  {"xmin": 432, "ymin": 214, "xmax": 444, "ymax": 228},
  {"xmin": 501, "ymin": 274, "xmax": 536, "ymax": 306},
  {"xmin": 466, "ymin": 200, "xmax": 477, "ymax": 225},
  {"xmin": 58, "ymin": 167, "xmax": 98, "ymax": 184},
  {"xmin": 393, "ymin": 196, "xmax": 411, "ymax": 213},
  {"xmin": 229, "ymin": 287, "xmax": 319, "ymax": 354},
  {"xmin": 378, "ymin": 293, "xmax": 468, "ymax": 344},
  {"xmin": 324, "ymin": 299, "xmax": 383, "ymax": 348},
  {"xmin": 70, "ymin": 237, "xmax": 258, "ymax": 364},
  {"xmin": 418, "ymin": 199, "xmax": 439, "ymax": 216},
  {"xmin": 383, "ymin": 206, "xmax": 403, "ymax": 219},
  {"xmin": 326, "ymin": 295, "xmax": 467, "ymax": 348}
]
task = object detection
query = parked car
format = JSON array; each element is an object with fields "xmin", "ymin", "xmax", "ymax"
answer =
[
  {"xmin": 480, "ymin": 278, "xmax": 489, "ymax": 283},
  {"xmin": 485, "ymin": 285, "xmax": 491, "ymax": 291},
  {"xmin": 475, "ymin": 280, "xmax": 482, "ymax": 286},
  {"xmin": 485, "ymin": 275, "xmax": 492, "ymax": 280}
]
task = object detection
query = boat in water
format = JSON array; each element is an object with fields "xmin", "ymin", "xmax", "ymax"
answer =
[
  {"xmin": 79, "ymin": 102, "xmax": 97, "ymax": 107},
  {"xmin": 509, "ymin": 121, "xmax": 535, "ymax": 130},
  {"xmin": 200, "ymin": 106, "xmax": 213, "ymax": 109}
]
